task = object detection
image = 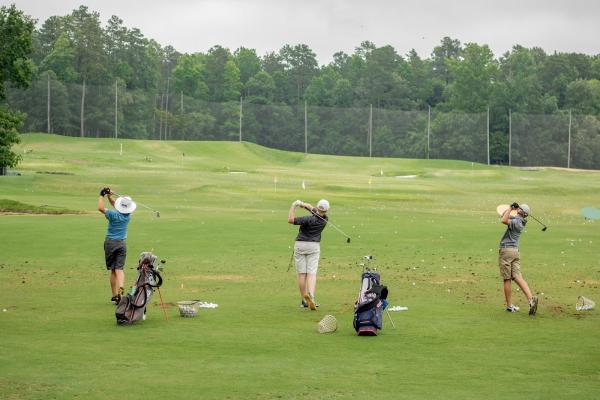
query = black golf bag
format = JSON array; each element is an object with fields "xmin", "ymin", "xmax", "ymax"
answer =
[
  {"xmin": 115, "ymin": 252, "xmax": 163, "ymax": 325},
  {"xmin": 353, "ymin": 272, "xmax": 388, "ymax": 336}
]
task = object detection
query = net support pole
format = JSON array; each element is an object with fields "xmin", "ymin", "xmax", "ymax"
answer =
[
  {"xmin": 159, "ymin": 93, "xmax": 164, "ymax": 140},
  {"xmin": 487, "ymin": 107, "xmax": 490, "ymax": 165},
  {"xmin": 114, "ymin": 79, "xmax": 118, "ymax": 139},
  {"xmin": 508, "ymin": 109, "xmax": 512, "ymax": 166},
  {"xmin": 427, "ymin": 105, "xmax": 431, "ymax": 159},
  {"xmin": 369, "ymin": 104, "xmax": 373, "ymax": 157},
  {"xmin": 239, "ymin": 96, "xmax": 243, "ymax": 142},
  {"xmin": 567, "ymin": 109, "xmax": 572, "ymax": 168},
  {"xmin": 165, "ymin": 77, "xmax": 170, "ymax": 140},
  {"xmin": 47, "ymin": 73, "xmax": 50, "ymax": 133},
  {"xmin": 304, "ymin": 100, "xmax": 308, "ymax": 155},
  {"xmin": 80, "ymin": 78, "xmax": 85, "ymax": 137}
]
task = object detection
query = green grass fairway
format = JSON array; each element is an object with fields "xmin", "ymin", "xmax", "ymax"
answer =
[{"xmin": 1, "ymin": 133, "xmax": 599, "ymax": 399}]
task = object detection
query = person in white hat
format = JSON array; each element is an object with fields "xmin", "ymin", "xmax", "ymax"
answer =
[
  {"xmin": 499, "ymin": 202, "xmax": 538, "ymax": 315},
  {"xmin": 288, "ymin": 199, "xmax": 329, "ymax": 310},
  {"xmin": 98, "ymin": 187, "xmax": 136, "ymax": 304}
]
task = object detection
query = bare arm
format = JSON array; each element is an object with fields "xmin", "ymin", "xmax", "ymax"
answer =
[
  {"xmin": 302, "ymin": 202, "xmax": 314, "ymax": 211},
  {"xmin": 501, "ymin": 208, "xmax": 511, "ymax": 225},
  {"xmin": 107, "ymin": 193, "xmax": 116, "ymax": 207},
  {"xmin": 288, "ymin": 204, "xmax": 296, "ymax": 224},
  {"xmin": 98, "ymin": 195, "xmax": 106, "ymax": 214}
]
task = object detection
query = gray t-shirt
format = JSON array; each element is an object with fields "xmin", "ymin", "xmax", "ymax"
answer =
[
  {"xmin": 499, "ymin": 216, "xmax": 527, "ymax": 248},
  {"xmin": 294, "ymin": 212, "xmax": 327, "ymax": 242}
]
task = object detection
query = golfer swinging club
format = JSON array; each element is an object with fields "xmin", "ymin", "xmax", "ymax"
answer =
[
  {"xmin": 288, "ymin": 199, "xmax": 329, "ymax": 310},
  {"xmin": 98, "ymin": 188, "xmax": 136, "ymax": 304},
  {"xmin": 499, "ymin": 202, "xmax": 538, "ymax": 315}
]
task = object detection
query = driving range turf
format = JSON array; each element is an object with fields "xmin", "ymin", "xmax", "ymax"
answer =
[{"xmin": 1, "ymin": 133, "xmax": 599, "ymax": 399}]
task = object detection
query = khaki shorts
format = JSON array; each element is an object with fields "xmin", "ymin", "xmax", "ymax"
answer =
[
  {"xmin": 498, "ymin": 248, "xmax": 521, "ymax": 280},
  {"xmin": 294, "ymin": 241, "xmax": 320, "ymax": 274}
]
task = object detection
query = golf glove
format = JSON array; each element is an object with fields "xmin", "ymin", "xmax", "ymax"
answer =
[
  {"xmin": 293, "ymin": 200, "xmax": 304, "ymax": 208},
  {"xmin": 510, "ymin": 202, "xmax": 519, "ymax": 209},
  {"xmin": 100, "ymin": 187, "xmax": 110, "ymax": 196}
]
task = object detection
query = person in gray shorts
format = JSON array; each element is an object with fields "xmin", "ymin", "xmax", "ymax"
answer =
[
  {"xmin": 98, "ymin": 187, "xmax": 136, "ymax": 304},
  {"xmin": 288, "ymin": 199, "xmax": 329, "ymax": 310},
  {"xmin": 499, "ymin": 202, "xmax": 538, "ymax": 315}
]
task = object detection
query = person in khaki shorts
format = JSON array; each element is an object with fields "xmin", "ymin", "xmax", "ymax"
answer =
[
  {"xmin": 499, "ymin": 202, "xmax": 538, "ymax": 315},
  {"xmin": 288, "ymin": 199, "xmax": 329, "ymax": 310}
]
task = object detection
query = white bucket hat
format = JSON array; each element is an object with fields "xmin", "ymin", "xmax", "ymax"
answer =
[
  {"xmin": 317, "ymin": 199, "xmax": 330, "ymax": 212},
  {"xmin": 115, "ymin": 196, "xmax": 137, "ymax": 214},
  {"xmin": 519, "ymin": 204, "xmax": 530, "ymax": 216}
]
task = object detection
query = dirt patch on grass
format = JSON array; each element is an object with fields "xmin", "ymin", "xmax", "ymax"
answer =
[
  {"xmin": 36, "ymin": 170, "xmax": 75, "ymax": 175},
  {"xmin": 547, "ymin": 303, "xmax": 566, "ymax": 316},
  {"xmin": 180, "ymin": 274, "xmax": 251, "ymax": 282},
  {"xmin": 549, "ymin": 166, "xmax": 600, "ymax": 173},
  {"xmin": 431, "ymin": 277, "xmax": 477, "ymax": 284}
]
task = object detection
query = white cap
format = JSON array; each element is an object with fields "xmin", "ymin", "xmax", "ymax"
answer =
[
  {"xmin": 317, "ymin": 199, "xmax": 329, "ymax": 212},
  {"xmin": 520, "ymin": 204, "xmax": 530, "ymax": 216},
  {"xmin": 115, "ymin": 196, "xmax": 137, "ymax": 214}
]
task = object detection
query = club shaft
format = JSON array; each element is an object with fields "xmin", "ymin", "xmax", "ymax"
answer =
[
  {"xmin": 111, "ymin": 191, "xmax": 158, "ymax": 213},
  {"xmin": 528, "ymin": 214, "xmax": 547, "ymax": 228},
  {"xmin": 309, "ymin": 209, "xmax": 351, "ymax": 239}
]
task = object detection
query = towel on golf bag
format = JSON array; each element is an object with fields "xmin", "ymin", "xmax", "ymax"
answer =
[
  {"xmin": 353, "ymin": 272, "xmax": 388, "ymax": 336},
  {"xmin": 115, "ymin": 252, "xmax": 163, "ymax": 325}
]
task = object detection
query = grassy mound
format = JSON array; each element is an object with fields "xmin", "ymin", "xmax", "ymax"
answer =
[{"xmin": 0, "ymin": 199, "xmax": 81, "ymax": 214}]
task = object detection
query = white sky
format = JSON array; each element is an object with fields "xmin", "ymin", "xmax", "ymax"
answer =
[{"xmin": 4, "ymin": 0, "xmax": 600, "ymax": 64}]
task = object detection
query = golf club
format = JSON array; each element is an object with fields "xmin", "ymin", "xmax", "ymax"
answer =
[
  {"xmin": 527, "ymin": 213, "xmax": 548, "ymax": 231},
  {"xmin": 286, "ymin": 248, "xmax": 294, "ymax": 272},
  {"xmin": 306, "ymin": 206, "xmax": 352, "ymax": 243},
  {"xmin": 110, "ymin": 191, "xmax": 160, "ymax": 218}
]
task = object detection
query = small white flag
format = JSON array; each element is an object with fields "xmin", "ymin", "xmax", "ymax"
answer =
[
  {"xmin": 301, "ymin": 180, "xmax": 306, "ymax": 190},
  {"xmin": 380, "ymin": 169, "xmax": 383, "ymax": 176}
]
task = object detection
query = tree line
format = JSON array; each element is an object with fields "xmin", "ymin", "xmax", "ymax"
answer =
[{"xmin": 4, "ymin": 5, "xmax": 600, "ymax": 167}]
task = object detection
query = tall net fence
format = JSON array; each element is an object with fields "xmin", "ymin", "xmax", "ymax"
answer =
[
  {"xmin": 429, "ymin": 111, "xmax": 488, "ymax": 163},
  {"xmin": 243, "ymin": 102, "xmax": 304, "ymax": 152},
  {"xmin": 570, "ymin": 114, "xmax": 600, "ymax": 169},
  {"xmin": 511, "ymin": 113, "xmax": 569, "ymax": 167},
  {"xmin": 308, "ymin": 105, "xmax": 369, "ymax": 156},
  {"xmin": 5, "ymin": 77, "xmax": 600, "ymax": 169},
  {"xmin": 372, "ymin": 109, "xmax": 427, "ymax": 158},
  {"xmin": 511, "ymin": 112, "xmax": 600, "ymax": 169}
]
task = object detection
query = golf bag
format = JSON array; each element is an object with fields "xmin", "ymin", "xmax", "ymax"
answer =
[
  {"xmin": 353, "ymin": 272, "xmax": 388, "ymax": 336},
  {"xmin": 115, "ymin": 252, "xmax": 163, "ymax": 325}
]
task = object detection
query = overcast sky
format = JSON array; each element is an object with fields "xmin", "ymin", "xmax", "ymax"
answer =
[{"xmin": 4, "ymin": 0, "xmax": 600, "ymax": 64}]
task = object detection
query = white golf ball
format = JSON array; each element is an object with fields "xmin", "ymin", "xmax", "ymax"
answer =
[{"xmin": 2, "ymin": 309, "xmax": 6, "ymax": 312}]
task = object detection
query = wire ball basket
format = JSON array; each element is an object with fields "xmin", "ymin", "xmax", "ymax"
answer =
[
  {"xmin": 317, "ymin": 314, "xmax": 337, "ymax": 333},
  {"xmin": 576, "ymin": 296, "xmax": 595, "ymax": 311},
  {"xmin": 177, "ymin": 301, "xmax": 200, "ymax": 317}
]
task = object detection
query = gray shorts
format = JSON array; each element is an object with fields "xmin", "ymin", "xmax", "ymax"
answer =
[
  {"xmin": 104, "ymin": 239, "xmax": 127, "ymax": 270},
  {"xmin": 294, "ymin": 241, "xmax": 320, "ymax": 274}
]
